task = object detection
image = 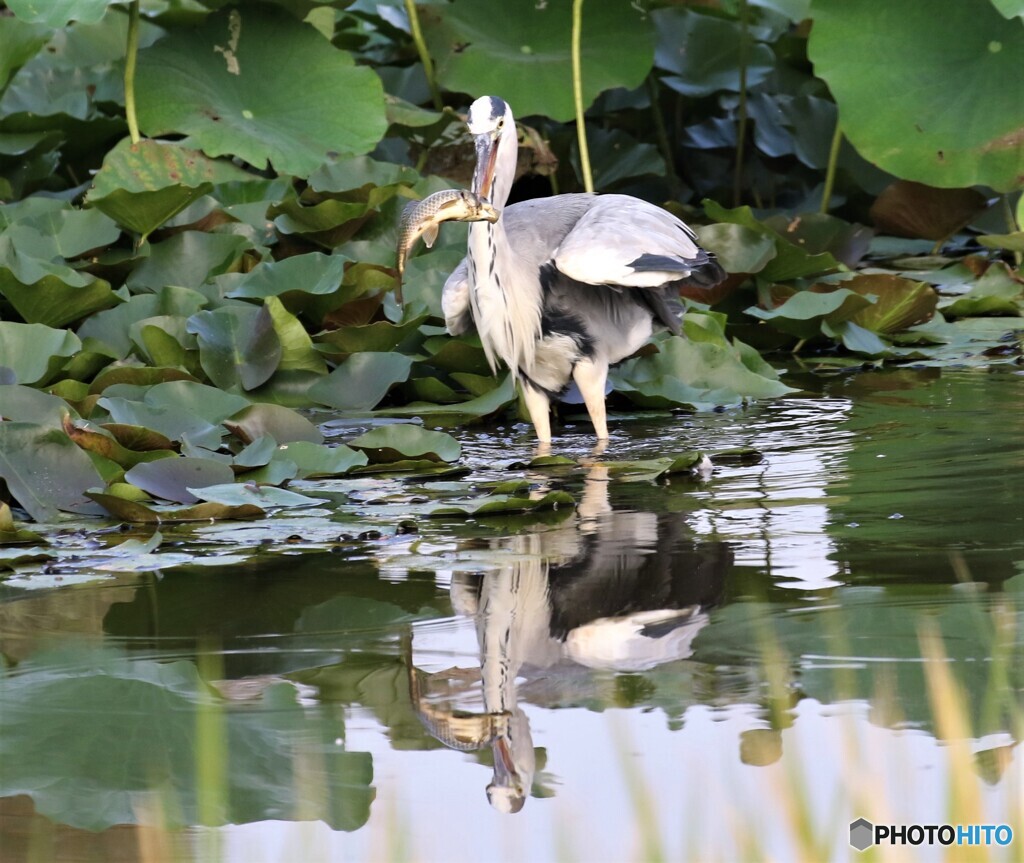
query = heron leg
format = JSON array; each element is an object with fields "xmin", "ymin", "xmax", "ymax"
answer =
[
  {"xmin": 521, "ymin": 382, "xmax": 552, "ymax": 443},
  {"xmin": 572, "ymin": 358, "xmax": 609, "ymax": 440}
]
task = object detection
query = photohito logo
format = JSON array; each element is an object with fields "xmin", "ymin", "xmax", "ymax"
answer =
[{"xmin": 850, "ymin": 818, "xmax": 1013, "ymax": 851}]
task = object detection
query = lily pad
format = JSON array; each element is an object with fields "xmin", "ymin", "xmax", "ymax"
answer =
[
  {"xmin": 125, "ymin": 457, "xmax": 237, "ymax": 504},
  {"xmin": 0, "ymin": 422, "xmax": 105, "ymax": 522},
  {"xmin": 309, "ymin": 352, "xmax": 413, "ymax": 411},
  {"xmin": 136, "ymin": 6, "xmax": 387, "ymax": 177},
  {"xmin": 188, "ymin": 483, "xmax": 322, "ymax": 509},
  {"xmin": 348, "ymin": 425, "xmax": 462, "ymax": 464},
  {"xmin": 187, "ymin": 305, "xmax": 282, "ymax": 392},
  {"xmin": 226, "ymin": 403, "xmax": 324, "ymax": 446},
  {"xmin": 85, "ymin": 491, "xmax": 266, "ymax": 523},
  {"xmin": 272, "ymin": 441, "xmax": 368, "ymax": 478}
]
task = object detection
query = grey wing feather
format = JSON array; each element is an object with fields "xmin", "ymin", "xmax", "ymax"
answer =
[
  {"xmin": 442, "ymin": 259, "xmax": 473, "ymax": 335},
  {"xmin": 551, "ymin": 195, "xmax": 721, "ymax": 288}
]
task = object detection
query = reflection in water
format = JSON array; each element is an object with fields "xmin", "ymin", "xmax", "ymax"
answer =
[{"xmin": 408, "ymin": 468, "xmax": 732, "ymax": 812}]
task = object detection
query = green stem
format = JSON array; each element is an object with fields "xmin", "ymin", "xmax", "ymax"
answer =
[
  {"xmin": 125, "ymin": 0, "xmax": 141, "ymax": 144},
  {"xmin": 571, "ymin": 0, "xmax": 594, "ymax": 193},
  {"xmin": 732, "ymin": 0, "xmax": 748, "ymax": 207},
  {"xmin": 646, "ymin": 73, "xmax": 677, "ymax": 188},
  {"xmin": 820, "ymin": 120, "xmax": 843, "ymax": 214},
  {"xmin": 404, "ymin": 0, "xmax": 443, "ymax": 111}
]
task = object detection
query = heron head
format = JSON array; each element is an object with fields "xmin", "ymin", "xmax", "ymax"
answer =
[{"xmin": 467, "ymin": 96, "xmax": 515, "ymax": 205}]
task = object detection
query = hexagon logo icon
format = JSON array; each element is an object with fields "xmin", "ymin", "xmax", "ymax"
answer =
[{"xmin": 850, "ymin": 818, "xmax": 874, "ymax": 852}]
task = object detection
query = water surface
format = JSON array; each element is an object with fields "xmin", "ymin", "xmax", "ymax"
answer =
[{"xmin": 1, "ymin": 367, "xmax": 1022, "ymax": 862}]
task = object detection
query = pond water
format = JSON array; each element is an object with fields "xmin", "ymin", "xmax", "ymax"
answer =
[{"xmin": 1, "ymin": 366, "xmax": 1022, "ymax": 862}]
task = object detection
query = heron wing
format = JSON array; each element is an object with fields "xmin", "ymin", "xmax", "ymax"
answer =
[
  {"xmin": 442, "ymin": 259, "xmax": 474, "ymax": 336},
  {"xmin": 551, "ymin": 195, "xmax": 721, "ymax": 289}
]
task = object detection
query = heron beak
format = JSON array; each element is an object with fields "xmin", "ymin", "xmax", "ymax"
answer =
[{"xmin": 472, "ymin": 132, "xmax": 499, "ymax": 203}]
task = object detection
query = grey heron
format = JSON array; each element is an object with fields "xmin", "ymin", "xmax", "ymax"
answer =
[{"xmin": 442, "ymin": 95, "xmax": 726, "ymax": 444}]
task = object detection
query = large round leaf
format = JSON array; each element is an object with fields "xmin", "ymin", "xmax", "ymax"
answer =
[
  {"xmin": 136, "ymin": 6, "xmax": 387, "ymax": 177},
  {"xmin": 424, "ymin": 0, "xmax": 655, "ymax": 121},
  {"xmin": 808, "ymin": 0, "xmax": 1024, "ymax": 191},
  {"xmin": 186, "ymin": 306, "xmax": 282, "ymax": 392},
  {"xmin": 5, "ymin": 0, "xmax": 126, "ymax": 27}
]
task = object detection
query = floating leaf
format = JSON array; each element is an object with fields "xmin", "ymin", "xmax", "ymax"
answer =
[
  {"xmin": 125, "ymin": 457, "xmax": 237, "ymax": 504},
  {"xmin": 61, "ymin": 416, "xmax": 176, "ymax": 469},
  {"xmin": 348, "ymin": 425, "xmax": 462, "ymax": 464},
  {"xmin": 425, "ymin": 0, "xmax": 655, "ymax": 121},
  {"xmin": 187, "ymin": 305, "xmax": 282, "ymax": 392},
  {"xmin": 85, "ymin": 492, "xmax": 265, "ymax": 523},
  {"xmin": 264, "ymin": 296, "xmax": 328, "ymax": 375},
  {"xmin": 0, "ymin": 502, "xmax": 45, "ymax": 545},
  {"xmin": 226, "ymin": 403, "xmax": 324, "ymax": 445},
  {"xmin": 225, "ymin": 253, "xmax": 348, "ymax": 300},
  {"xmin": 0, "ymin": 385, "xmax": 71, "ymax": 426},
  {"xmin": 0, "ymin": 423, "xmax": 105, "ymax": 522},
  {"xmin": 309, "ymin": 352, "xmax": 413, "ymax": 411},
  {"xmin": 136, "ymin": 6, "xmax": 387, "ymax": 176},
  {"xmin": 612, "ymin": 333, "xmax": 795, "ymax": 409},
  {"xmin": 188, "ymin": 483, "xmax": 322, "ymax": 509},
  {"xmin": 0, "ymin": 323, "xmax": 81, "ymax": 385},
  {"xmin": 272, "ymin": 441, "xmax": 368, "ymax": 478}
]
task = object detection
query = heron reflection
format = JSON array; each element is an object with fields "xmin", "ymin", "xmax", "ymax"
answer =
[{"xmin": 407, "ymin": 467, "xmax": 732, "ymax": 812}]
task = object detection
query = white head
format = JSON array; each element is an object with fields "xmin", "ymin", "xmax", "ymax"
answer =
[{"xmin": 466, "ymin": 96, "xmax": 517, "ymax": 208}]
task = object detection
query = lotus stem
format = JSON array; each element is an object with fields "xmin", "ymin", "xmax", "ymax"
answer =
[
  {"xmin": 572, "ymin": 0, "xmax": 594, "ymax": 193},
  {"xmin": 820, "ymin": 120, "xmax": 843, "ymax": 214},
  {"xmin": 647, "ymin": 74, "xmax": 678, "ymax": 189},
  {"xmin": 732, "ymin": 0, "xmax": 749, "ymax": 207},
  {"xmin": 404, "ymin": 0, "xmax": 443, "ymax": 111},
  {"xmin": 125, "ymin": 0, "xmax": 141, "ymax": 144}
]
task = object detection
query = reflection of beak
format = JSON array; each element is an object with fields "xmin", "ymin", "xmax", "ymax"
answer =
[
  {"xmin": 492, "ymin": 735, "xmax": 518, "ymax": 787},
  {"xmin": 472, "ymin": 133, "xmax": 499, "ymax": 202}
]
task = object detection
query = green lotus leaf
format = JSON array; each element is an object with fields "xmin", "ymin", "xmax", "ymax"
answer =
[
  {"xmin": 97, "ymin": 397, "xmax": 225, "ymax": 451},
  {"xmin": 5, "ymin": 0, "xmax": 126, "ymax": 27},
  {"xmin": 0, "ymin": 322, "xmax": 81, "ymax": 385},
  {"xmin": 85, "ymin": 491, "xmax": 266, "ymax": 523},
  {"xmin": 348, "ymin": 425, "xmax": 461, "ymax": 464},
  {"xmin": 126, "ymin": 231, "xmax": 252, "ymax": 293},
  {"xmin": 611, "ymin": 335, "xmax": 795, "ymax": 410},
  {"xmin": 653, "ymin": 7, "xmax": 775, "ymax": 97},
  {"xmin": 424, "ymin": 0, "xmax": 655, "ymax": 121},
  {"xmin": 695, "ymin": 223, "xmax": 777, "ymax": 274},
  {"xmin": 808, "ymin": 0, "xmax": 1024, "ymax": 191},
  {"xmin": 841, "ymin": 274, "xmax": 939, "ymax": 333},
  {"xmin": 124, "ymin": 457, "xmax": 237, "ymax": 504},
  {"xmin": 225, "ymin": 253, "xmax": 348, "ymax": 300},
  {"xmin": 87, "ymin": 138, "xmax": 256, "ymax": 240},
  {"xmin": 308, "ymin": 352, "xmax": 413, "ymax": 411},
  {"xmin": 187, "ymin": 305, "xmax": 282, "ymax": 392},
  {"xmin": 0, "ymin": 385, "xmax": 71, "ymax": 426},
  {"xmin": 271, "ymin": 441, "xmax": 368, "ymax": 478},
  {"xmin": 225, "ymin": 403, "xmax": 324, "ymax": 446},
  {"xmin": 136, "ymin": 6, "xmax": 387, "ymax": 177},
  {"xmin": 0, "ymin": 422, "xmax": 105, "ymax": 522},
  {"xmin": 188, "ymin": 483, "xmax": 322, "ymax": 509},
  {"xmin": 264, "ymin": 297, "xmax": 328, "ymax": 375},
  {"xmin": 745, "ymin": 287, "xmax": 874, "ymax": 339}
]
